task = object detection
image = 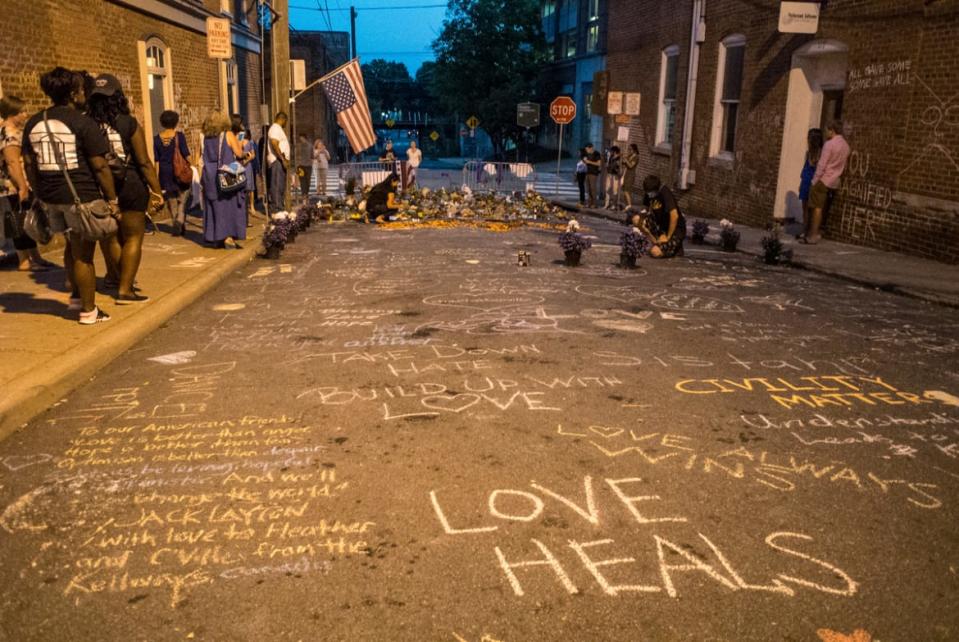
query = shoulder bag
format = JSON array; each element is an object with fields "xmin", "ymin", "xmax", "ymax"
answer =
[
  {"xmin": 172, "ymin": 131, "xmax": 192, "ymax": 185},
  {"xmin": 42, "ymin": 110, "xmax": 117, "ymax": 241},
  {"xmin": 215, "ymin": 133, "xmax": 246, "ymax": 196}
]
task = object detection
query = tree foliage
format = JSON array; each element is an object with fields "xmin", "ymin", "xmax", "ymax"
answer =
[{"xmin": 431, "ymin": 0, "xmax": 547, "ymax": 155}]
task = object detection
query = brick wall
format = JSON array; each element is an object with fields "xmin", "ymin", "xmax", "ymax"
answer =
[
  {"xmin": 607, "ymin": 0, "xmax": 959, "ymax": 263},
  {"xmin": 0, "ymin": 0, "xmax": 265, "ymax": 157}
]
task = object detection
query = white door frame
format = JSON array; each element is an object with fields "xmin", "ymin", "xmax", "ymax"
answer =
[{"xmin": 773, "ymin": 39, "xmax": 849, "ymax": 221}]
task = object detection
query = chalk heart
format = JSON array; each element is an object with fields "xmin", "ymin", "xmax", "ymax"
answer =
[
  {"xmin": 588, "ymin": 425, "xmax": 624, "ymax": 439},
  {"xmin": 3, "ymin": 454, "xmax": 53, "ymax": 472},
  {"xmin": 423, "ymin": 292, "xmax": 544, "ymax": 312},
  {"xmin": 816, "ymin": 629, "xmax": 872, "ymax": 642},
  {"xmin": 421, "ymin": 393, "xmax": 481, "ymax": 414}
]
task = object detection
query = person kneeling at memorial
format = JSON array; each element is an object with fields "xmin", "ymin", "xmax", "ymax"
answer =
[
  {"xmin": 366, "ymin": 173, "xmax": 401, "ymax": 223},
  {"xmin": 637, "ymin": 175, "xmax": 686, "ymax": 259}
]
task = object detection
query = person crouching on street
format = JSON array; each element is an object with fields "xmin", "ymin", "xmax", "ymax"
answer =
[
  {"xmin": 366, "ymin": 173, "xmax": 401, "ymax": 223},
  {"xmin": 636, "ymin": 175, "xmax": 686, "ymax": 259}
]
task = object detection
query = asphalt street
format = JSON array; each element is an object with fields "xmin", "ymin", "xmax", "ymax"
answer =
[{"xmin": 1, "ymin": 216, "xmax": 958, "ymax": 642}]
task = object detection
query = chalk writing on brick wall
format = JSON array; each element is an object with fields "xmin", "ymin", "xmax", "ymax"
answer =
[{"xmin": 847, "ymin": 59, "xmax": 911, "ymax": 93}]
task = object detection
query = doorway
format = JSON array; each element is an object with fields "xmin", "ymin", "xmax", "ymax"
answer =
[{"xmin": 773, "ymin": 40, "xmax": 849, "ymax": 221}]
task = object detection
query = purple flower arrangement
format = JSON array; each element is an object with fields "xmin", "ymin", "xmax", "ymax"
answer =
[
  {"xmin": 558, "ymin": 220, "xmax": 592, "ymax": 253},
  {"xmin": 263, "ymin": 212, "xmax": 295, "ymax": 257},
  {"xmin": 620, "ymin": 228, "xmax": 648, "ymax": 258}
]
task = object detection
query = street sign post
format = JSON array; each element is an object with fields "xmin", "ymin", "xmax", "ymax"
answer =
[
  {"xmin": 206, "ymin": 17, "xmax": 232, "ymax": 59},
  {"xmin": 607, "ymin": 91, "xmax": 623, "ymax": 115},
  {"xmin": 466, "ymin": 115, "xmax": 480, "ymax": 130},
  {"xmin": 549, "ymin": 96, "xmax": 577, "ymax": 196},
  {"xmin": 517, "ymin": 102, "xmax": 540, "ymax": 128},
  {"xmin": 517, "ymin": 103, "xmax": 540, "ymax": 162},
  {"xmin": 430, "ymin": 130, "xmax": 440, "ymax": 142}
]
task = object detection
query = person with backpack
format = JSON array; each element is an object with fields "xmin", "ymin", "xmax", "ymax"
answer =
[
  {"xmin": 21, "ymin": 67, "xmax": 119, "ymax": 324},
  {"xmin": 87, "ymin": 73, "xmax": 163, "ymax": 305},
  {"xmin": 153, "ymin": 110, "xmax": 192, "ymax": 236}
]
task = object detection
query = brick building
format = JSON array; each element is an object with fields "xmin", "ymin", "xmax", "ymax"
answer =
[
  {"xmin": 290, "ymin": 30, "xmax": 350, "ymax": 158},
  {"xmin": 605, "ymin": 0, "xmax": 959, "ymax": 263},
  {"xmin": 0, "ymin": 0, "xmax": 268, "ymax": 162}
]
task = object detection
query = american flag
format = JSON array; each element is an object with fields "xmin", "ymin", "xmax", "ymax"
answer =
[{"xmin": 320, "ymin": 59, "xmax": 376, "ymax": 153}]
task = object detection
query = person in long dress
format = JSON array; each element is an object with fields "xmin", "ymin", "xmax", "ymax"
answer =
[{"xmin": 201, "ymin": 111, "xmax": 251, "ymax": 249}]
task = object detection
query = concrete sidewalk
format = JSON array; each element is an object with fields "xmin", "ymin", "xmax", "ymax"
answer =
[
  {"xmin": 556, "ymin": 199, "xmax": 959, "ymax": 308},
  {"xmin": 0, "ymin": 214, "xmax": 264, "ymax": 440}
]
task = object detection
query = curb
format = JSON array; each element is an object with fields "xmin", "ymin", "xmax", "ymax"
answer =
[
  {"xmin": 0, "ymin": 239, "xmax": 260, "ymax": 442},
  {"xmin": 551, "ymin": 199, "xmax": 959, "ymax": 309}
]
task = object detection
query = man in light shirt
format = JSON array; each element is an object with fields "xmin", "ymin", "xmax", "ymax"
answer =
[
  {"xmin": 267, "ymin": 112, "xmax": 289, "ymax": 212},
  {"xmin": 406, "ymin": 139, "xmax": 422, "ymax": 189},
  {"xmin": 803, "ymin": 120, "xmax": 850, "ymax": 244}
]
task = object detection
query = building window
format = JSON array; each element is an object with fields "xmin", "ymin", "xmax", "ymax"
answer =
[
  {"xmin": 586, "ymin": 23, "xmax": 600, "ymax": 52},
  {"xmin": 140, "ymin": 38, "xmax": 174, "ymax": 144},
  {"xmin": 561, "ymin": 30, "xmax": 577, "ymax": 58},
  {"xmin": 710, "ymin": 34, "xmax": 745, "ymax": 157},
  {"xmin": 656, "ymin": 45, "xmax": 680, "ymax": 147},
  {"xmin": 558, "ymin": 0, "xmax": 577, "ymax": 59},
  {"xmin": 234, "ymin": 0, "xmax": 249, "ymax": 24},
  {"xmin": 541, "ymin": 0, "xmax": 557, "ymax": 43},
  {"xmin": 224, "ymin": 59, "xmax": 240, "ymax": 116}
]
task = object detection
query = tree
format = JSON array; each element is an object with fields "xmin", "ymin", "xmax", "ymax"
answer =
[
  {"xmin": 361, "ymin": 59, "xmax": 414, "ymax": 120},
  {"xmin": 431, "ymin": 0, "xmax": 547, "ymax": 156}
]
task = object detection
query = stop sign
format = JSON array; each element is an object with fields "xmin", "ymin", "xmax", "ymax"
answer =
[{"xmin": 549, "ymin": 96, "xmax": 577, "ymax": 125}]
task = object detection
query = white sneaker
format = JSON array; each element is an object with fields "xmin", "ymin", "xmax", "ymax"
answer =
[
  {"xmin": 78, "ymin": 307, "xmax": 111, "ymax": 325},
  {"xmin": 68, "ymin": 297, "xmax": 82, "ymax": 311}
]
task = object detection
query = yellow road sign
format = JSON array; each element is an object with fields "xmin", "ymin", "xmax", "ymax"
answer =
[
  {"xmin": 466, "ymin": 115, "xmax": 480, "ymax": 129},
  {"xmin": 429, "ymin": 130, "xmax": 440, "ymax": 141},
  {"xmin": 385, "ymin": 118, "xmax": 396, "ymax": 128}
]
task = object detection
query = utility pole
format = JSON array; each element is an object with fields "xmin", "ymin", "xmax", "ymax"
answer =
[{"xmin": 350, "ymin": 6, "xmax": 357, "ymax": 59}]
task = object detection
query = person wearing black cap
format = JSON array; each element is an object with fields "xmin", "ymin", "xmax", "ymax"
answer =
[
  {"xmin": 365, "ymin": 173, "xmax": 400, "ymax": 223},
  {"xmin": 21, "ymin": 67, "xmax": 119, "ymax": 324},
  {"xmin": 637, "ymin": 174, "xmax": 686, "ymax": 258},
  {"xmin": 86, "ymin": 73, "xmax": 164, "ymax": 304}
]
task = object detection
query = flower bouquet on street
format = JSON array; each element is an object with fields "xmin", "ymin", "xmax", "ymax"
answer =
[
  {"xmin": 619, "ymin": 226, "xmax": 649, "ymax": 268},
  {"xmin": 691, "ymin": 219, "xmax": 709, "ymax": 244},
  {"xmin": 263, "ymin": 211, "xmax": 294, "ymax": 259},
  {"xmin": 719, "ymin": 219, "xmax": 740, "ymax": 252},
  {"xmin": 558, "ymin": 220, "xmax": 592, "ymax": 266}
]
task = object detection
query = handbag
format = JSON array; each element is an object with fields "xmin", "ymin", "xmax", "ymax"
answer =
[
  {"xmin": 172, "ymin": 131, "xmax": 192, "ymax": 185},
  {"xmin": 23, "ymin": 201, "xmax": 53, "ymax": 244},
  {"xmin": 42, "ymin": 111, "xmax": 118, "ymax": 241},
  {"xmin": 215, "ymin": 133, "xmax": 246, "ymax": 196}
]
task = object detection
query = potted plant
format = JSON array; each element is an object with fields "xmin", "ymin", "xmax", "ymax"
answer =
[
  {"xmin": 761, "ymin": 225, "xmax": 792, "ymax": 265},
  {"xmin": 691, "ymin": 219, "xmax": 709, "ymax": 244},
  {"xmin": 558, "ymin": 220, "xmax": 592, "ymax": 266},
  {"xmin": 619, "ymin": 227, "xmax": 648, "ymax": 268},
  {"xmin": 719, "ymin": 219, "xmax": 740, "ymax": 252},
  {"xmin": 262, "ymin": 214, "xmax": 292, "ymax": 259}
]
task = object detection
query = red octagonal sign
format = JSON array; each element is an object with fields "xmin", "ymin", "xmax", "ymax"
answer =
[{"xmin": 549, "ymin": 96, "xmax": 577, "ymax": 125}]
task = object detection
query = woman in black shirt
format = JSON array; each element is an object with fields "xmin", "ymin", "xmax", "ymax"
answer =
[{"xmin": 87, "ymin": 74, "xmax": 163, "ymax": 304}]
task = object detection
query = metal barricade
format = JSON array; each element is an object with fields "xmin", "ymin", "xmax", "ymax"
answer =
[
  {"xmin": 335, "ymin": 161, "xmax": 404, "ymax": 196},
  {"xmin": 461, "ymin": 161, "xmax": 534, "ymax": 194}
]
